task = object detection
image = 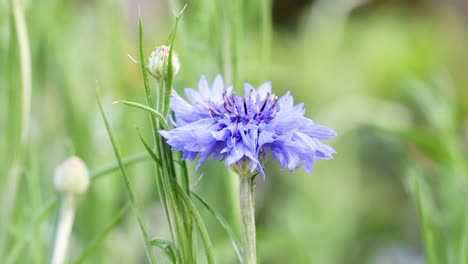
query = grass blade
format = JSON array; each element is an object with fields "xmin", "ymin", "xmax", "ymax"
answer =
[
  {"xmin": 138, "ymin": 12, "xmax": 179, "ymax": 247},
  {"xmin": 91, "ymin": 152, "xmax": 150, "ymax": 180},
  {"xmin": 114, "ymin": 100, "xmax": 169, "ymax": 130},
  {"xmin": 192, "ymin": 192, "xmax": 243, "ymax": 263},
  {"xmin": 97, "ymin": 87, "xmax": 158, "ymax": 264},
  {"xmin": 0, "ymin": 0, "xmax": 32, "ymax": 258},
  {"xmin": 163, "ymin": 4, "xmax": 186, "ymax": 117},
  {"xmin": 172, "ymin": 180, "xmax": 215, "ymax": 264},
  {"xmin": 414, "ymin": 175, "xmax": 438, "ymax": 264},
  {"xmin": 136, "ymin": 129, "xmax": 163, "ymax": 168},
  {"xmin": 73, "ymin": 202, "xmax": 131, "ymax": 264},
  {"xmin": 139, "ymin": 128, "xmax": 188, "ymax": 257},
  {"xmin": 148, "ymin": 238, "xmax": 181, "ymax": 264},
  {"xmin": 138, "ymin": 17, "xmax": 155, "ymax": 110}
]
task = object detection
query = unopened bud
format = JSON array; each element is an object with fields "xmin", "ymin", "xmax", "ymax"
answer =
[
  {"xmin": 54, "ymin": 157, "xmax": 90, "ymax": 195},
  {"xmin": 147, "ymin": 45, "xmax": 180, "ymax": 80}
]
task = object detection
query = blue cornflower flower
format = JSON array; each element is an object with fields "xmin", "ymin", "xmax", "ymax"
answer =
[{"xmin": 159, "ymin": 75, "xmax": 336, "ymax": 178}]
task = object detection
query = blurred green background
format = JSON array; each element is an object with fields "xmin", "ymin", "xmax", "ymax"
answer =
[{"xmin": 2, "ymin": 0, "xmax": 468, "ymax": 263}]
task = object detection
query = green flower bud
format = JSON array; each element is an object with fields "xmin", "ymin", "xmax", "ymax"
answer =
[
  {"xmin": 54, "ymin": 157, "xmax": 90, "ymax": 195},
  {"xmin": 147, "ymin": 45, "xmax": 180, "ymax": 80}
]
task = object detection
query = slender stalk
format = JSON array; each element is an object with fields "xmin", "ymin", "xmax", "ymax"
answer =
[
  {"xmin": 239, "ymin": 177, "xmax": 256, "ymax": 264},
  {"xmin": 0, "ymin": 0, "xmax": 31, "ymax": 258},
  {"xmin": 27, "ymin": 148, "xmax": 44, "ymax": 264},
  {"xmin": 12, "ymin": 0, "xmax": 31, "ymax": 145},
  {"xmin": 51, "ymin": 195, "xmax": 76, "ymax": 264},
  {"xmin": 138, "ymin": 17, "xmax": 176, "ymax": 244}
]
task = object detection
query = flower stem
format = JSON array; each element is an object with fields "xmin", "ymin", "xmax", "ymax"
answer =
[
  {"xmin": 0, "ymin": 0, "xmax": 31, "ymax": 258},
  {"xmin": 239, "ymin": 176, "xmax": 256, "ymax": 264},
  {"xmin": 51, "ymin": 195, "xmax": 76, "ymax": 264}
]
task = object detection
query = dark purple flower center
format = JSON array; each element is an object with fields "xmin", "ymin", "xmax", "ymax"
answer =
[{"xmin": 208, "ymin": 90, "xmax": 279, "ymax": 125}]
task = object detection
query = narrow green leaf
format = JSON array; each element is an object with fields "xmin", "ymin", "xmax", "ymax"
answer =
[
  {"xmin": 415, "ymin": 176, "xmax": 438, "ymax": 264},
  {"xmin": 137, "ymin": 128, "xmax": 181, "ymax": 256},
  {"xmin": 114, "ymin": 100, "xmax": 169, "ymax": 130},
  {"xmin": 139, "ymin": 14, "xmax": 179, "ymax": 248},
  {"xmin": 4, "ymin": 235, "xmax": 26, "ymax": 264},
  {"xmin": 172, "ymin": 180, "xmax": 215, "ymax": 264},
  {"xmin": 73, "ymin": 202, "xmax": 131, "ymax": 264},
  {"xmin": 192, "ymin": 192, "xmax": 243, "ymax": 263},
  {"xmin": 3, "ymin": 195, "xmax": 58, "ymax": 264},
  {"xmin": 90, "ymin": 152, "xmax": 150, "ymax": 180},
  {"xmin": 164, "ymin": 4, "xmax": 187, "ymax": 46},
  {"xmin": 0, "ymin": 0, "xmax": 32, "ymax": 258},
  {"xmin": 163, "ymin": 4, "xmax": 187, "ymax": 117},
  {"xmin": 190, "ymin": 172, "xmax": 206, "ymax": 190},
  {"xmin": 136, "ymin": 128, "xmax": 162, "ymax": 167},
  {"xmin": 97, "ymin": 88, "xmax": 158, "ymax": 264},
  {"xmin": 174, "ymin": 149, "xmax": 190, "ymax": 196},
  {"xmin": 137, "ymin": 14, "xmax": 159, "ymax": 152},
  {"xmin": 138, "ymin": 17, "xmax": 154, "ymax": 110},
  {"xmin": 148, "ymin": 238, "xmax": 181, "ymax": 264}
]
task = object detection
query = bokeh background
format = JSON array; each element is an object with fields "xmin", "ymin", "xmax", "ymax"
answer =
[{"xmin": 1, "ymin": 0, "xmax": 468, "ymax": 263}]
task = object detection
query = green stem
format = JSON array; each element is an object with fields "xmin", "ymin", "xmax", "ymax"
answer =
[
  {"xmin": 51, "ymin": 195, "xmax": 76, "ymax": 264},
  {"xmin": 0, "ymin": 0, "xmax": 31, "ymax": 258},
  {"xmin": 239, "ymin": 177, "xmax": 256, "ymax": 264},
  {"xmin": 139, "ymin": 17, "xmax": 176, "ymax": 246}
]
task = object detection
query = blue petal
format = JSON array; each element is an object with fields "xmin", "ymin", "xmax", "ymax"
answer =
[
  {"xmin": 256, "ymin": 82, "xmax": 272, "ymax": 101},
  {"xmin": 301, "ymin": 154, "xmax": 316, "ymax": 173},
  {"xmin": 292, "ymin": 103, "xmax": 305, "ymax": 115},
  {"xmin": 159, "ymin": 118, "xmax": 216, "ymax": 152},
  {"xmin": 243, "ymin": 83, "xmax": 256, "ymax": 97},
  {"xmin": 170, "ymin": 90, "xmax": 197, "ymax": 124},
  {"xmin": 258, "ymin": 129, "xmax": 276, "ymax": 147},
  {"xmin": 274, "ymin": 115, "xmax": 310, "ymax": 132},
  {"xmin": 314, "ymin": 139, "xmax": 336, "ymax": 159},
  {"xmin": 269, "ymin": 145, "xmax": 298, "ymax": 171},
  {"xmin": 256, "ymin": 164, "xmax": 266, "ymax": 180},
  {"xmin": 184, "ymin": 88, "xmax": 204, "ymax": 105},
  {"xmin": 277, "ymin": 91, "xmax": 293, "ymax": 110},
  {"xmin": 211, "ymin": 75, "xmax": 225, "ymax": 103},
  {"xmin": 213, "ymin": 121, "xmax": 236, "ymax": 140},
  {"xmin": 196, "ymin": 142, "xmax": 218, "ymax": 169},
  {"xmin": 225, "ymin": 141, "xmax": 245, "ymax": 166},
  {"xmin": 182, "ymin": 151, "xmax": 198, "ymax": 162},
  {"xmin": 303, "ymin": 124, "xmax": 337, "ymax": 140},
  {"xmin": 198, "ymin": 75, "xmax": 211, "ymax": 99}
]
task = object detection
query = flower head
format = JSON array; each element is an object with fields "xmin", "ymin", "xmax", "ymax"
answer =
[
  {"xmin": 159, "ymin": 75, "xmax": 337, "ymax": 178},
  {"xmin": 54, "ymin": 156, "xmax": 90, "ymax": 195},
  {"xmin": 147, "ymin": 45, "xmax": 180, "ymax": 80}
]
